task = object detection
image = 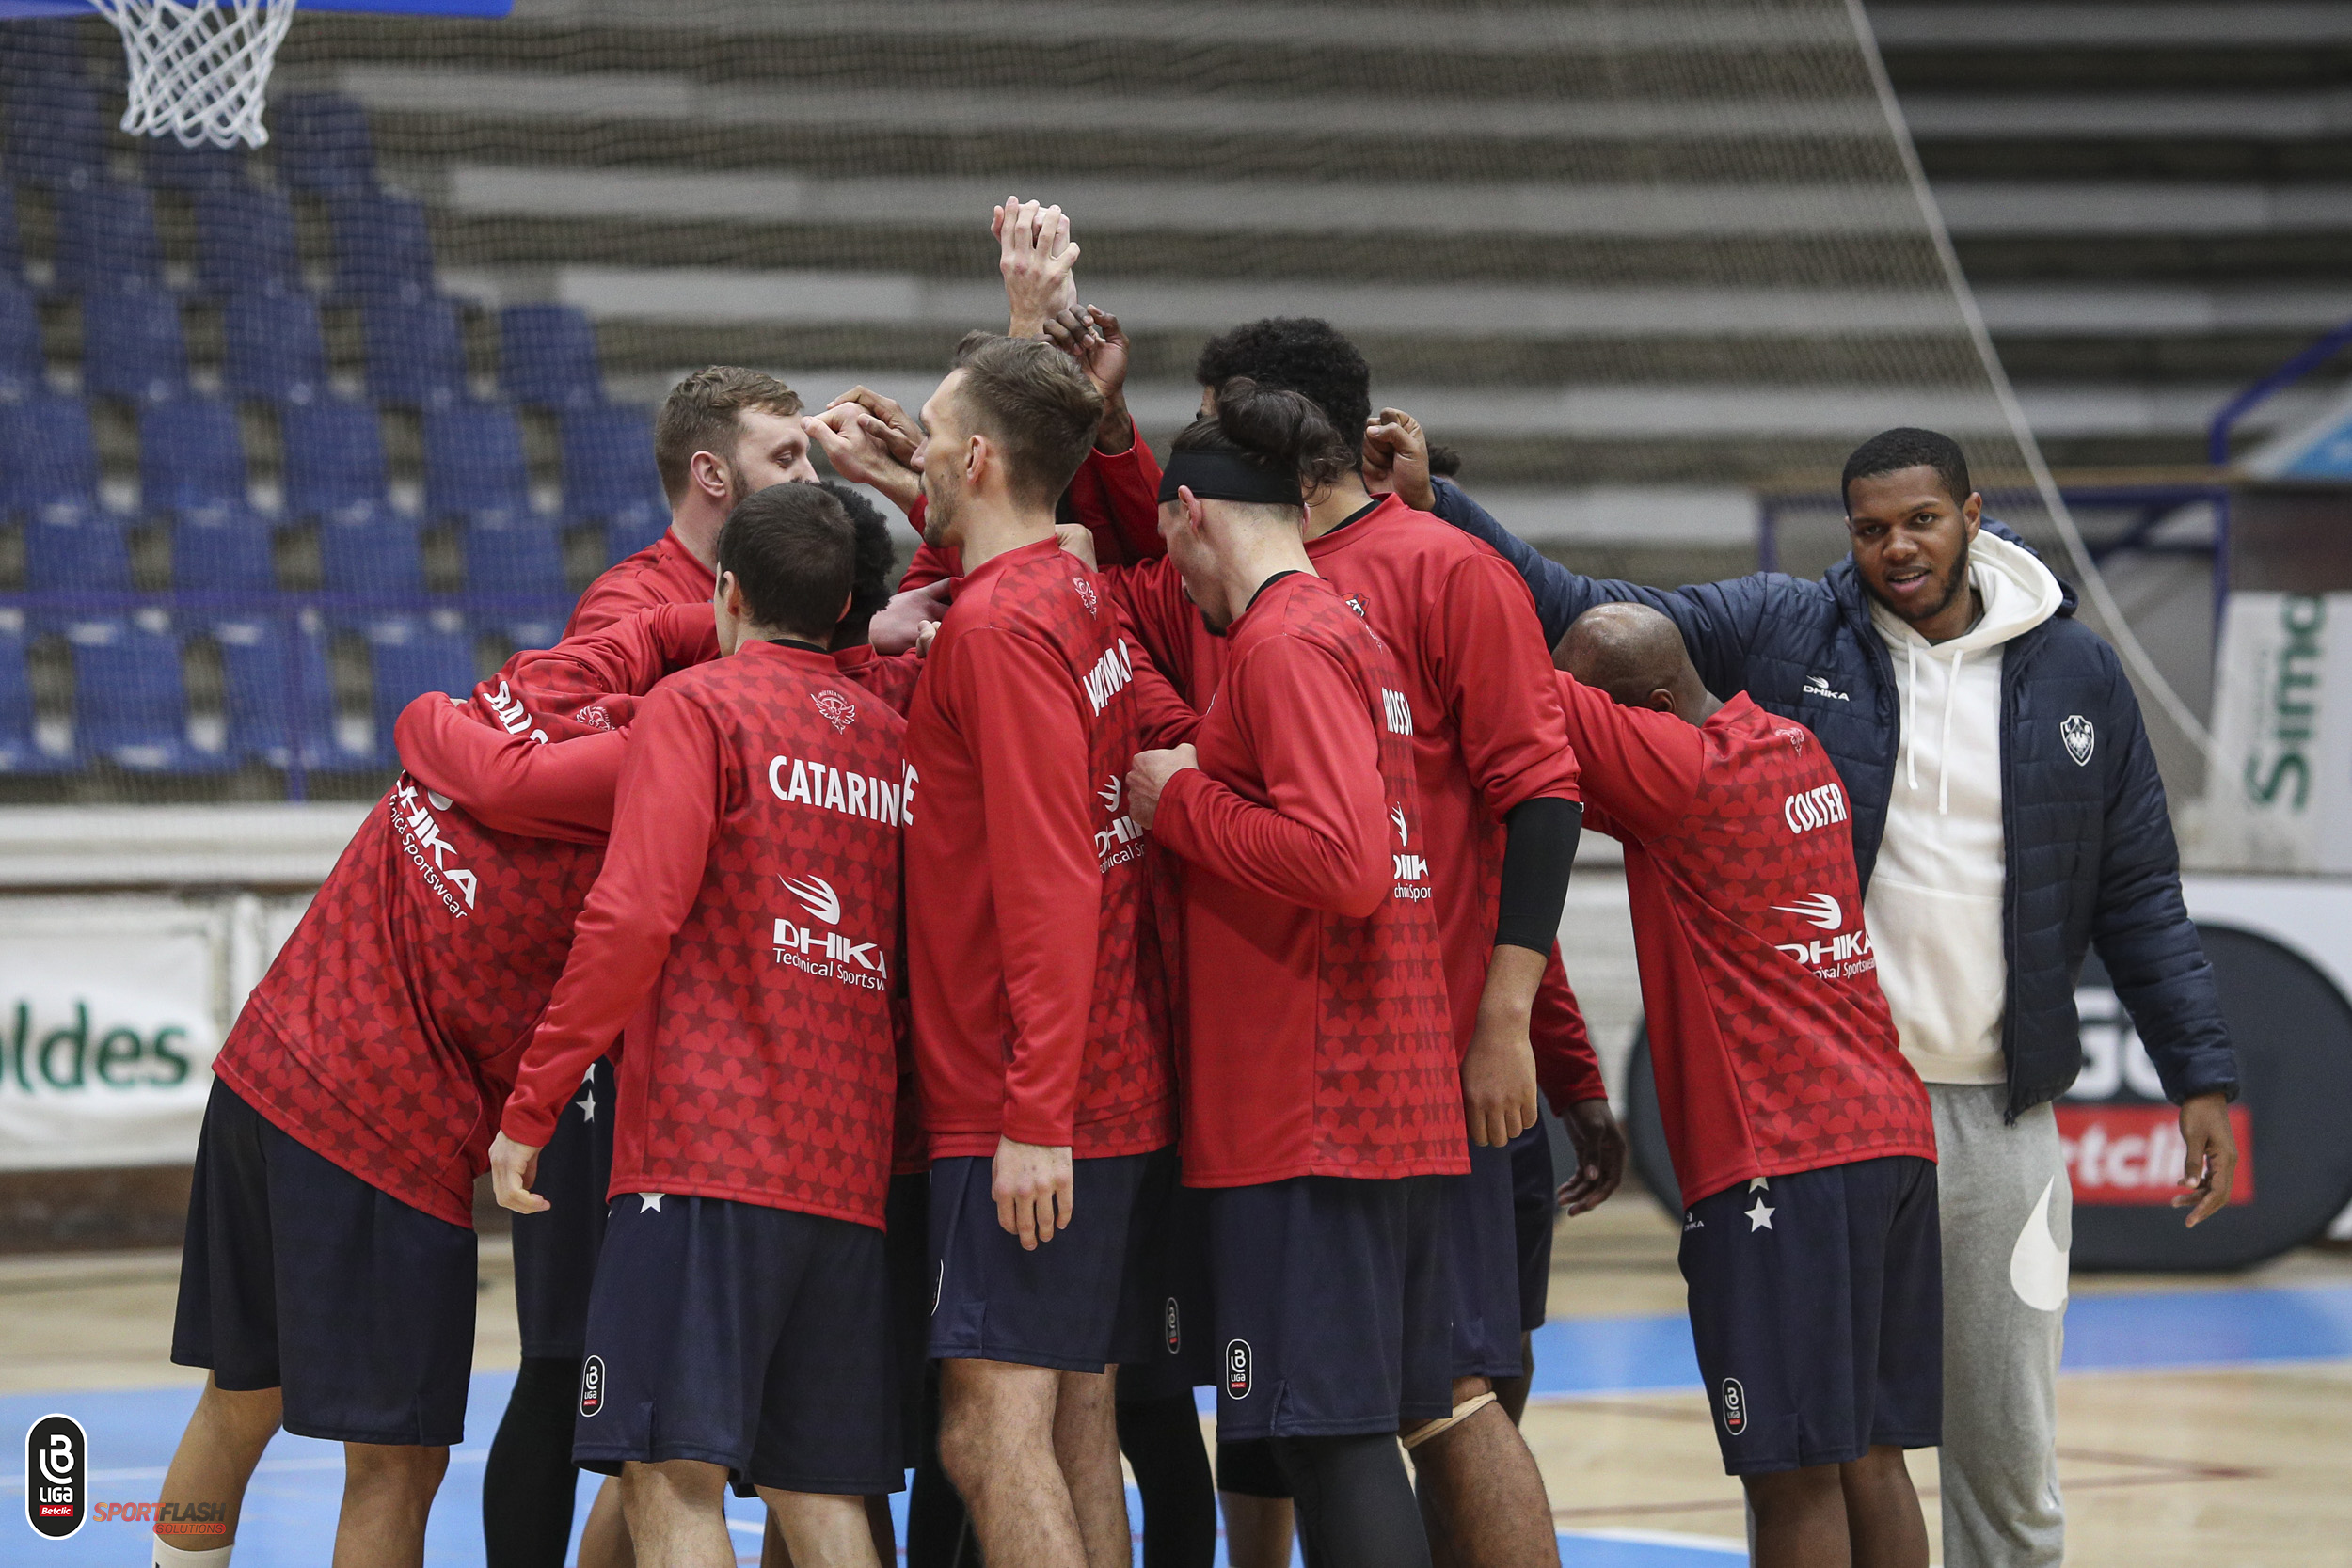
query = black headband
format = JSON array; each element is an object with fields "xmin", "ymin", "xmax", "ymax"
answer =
[{"xmin": 1157, "ymin": 449, "xmax": 1304, "ymax": 508}]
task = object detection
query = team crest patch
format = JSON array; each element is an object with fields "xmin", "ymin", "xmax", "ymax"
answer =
[
  {"xmin": 1343, "ymin": 593, "xmax": 1369, "ymax": 619},
  {"xmin": 1224, "ymin": 1338, "xmax": 1253, "ymax": 1399},
  {"xmin": 812, "ymin": 689, "xmax": 856, "ymax": 733},
  {"xmin": 1720, "ymin": 1377, "xmax": 1745, "ymax": 1436},
  {"xmin": 1164, "ymin": 1297, "xmax": 1182, "ymax": 1354},
  {"xmin": 580, "ymin": 1355, "xmax": 606, "ymax": 1418},
  {"xmin": 1072, "ymin": 576, "xmax": 1099, "ymax": 614},
  {"xmin": 2061, "ymin": 714, "xmax": 2094, "ymax": 766}
]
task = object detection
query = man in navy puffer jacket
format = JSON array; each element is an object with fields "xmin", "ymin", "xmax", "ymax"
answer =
[{"xmin": 1387, "ymin": 420, "xmax": 2238, "ymax": 1568}]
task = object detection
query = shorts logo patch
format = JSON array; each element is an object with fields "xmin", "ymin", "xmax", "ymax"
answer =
[
  {"xmin": 1164, "ymin": 1297, "xmax": 1182, "ymax": 1354},
  {"xmin": 1224, "ymin": 1338, "xmax": 1252, "ymax": 1399},
  {"xmin": 1720, "ymin": 1377, "xmax": 1746, "ymax": 1437},
  {"xmin": 580, "ymin": 1356, "xmax": 606, "ymax": 1418}
]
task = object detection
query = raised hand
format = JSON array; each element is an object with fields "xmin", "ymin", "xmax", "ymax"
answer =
[
  {"xmin": 995, "ymin": 197, "xmax": 1080, "ymax": 338},
  {"xmin": 803, "ymin": 404, "xmax": 922, "ymax": 515},
  {"xmin": 1044, "ymin": 305, "xmax": 1136, "ymax": 453},
  {"xmin": 825, "ymin": 385, "xmax": 923, "ymax": 464},
  {"xmin": 1363, "ymin": 405, "xmax": 1437, "ymax": 512}
]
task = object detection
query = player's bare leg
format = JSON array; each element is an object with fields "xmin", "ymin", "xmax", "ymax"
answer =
[
  {"xmin": 619, "ymin": 1459, "xmax": 735, "ymax": 1568},
  {"xmin": 333, "ymin": 1442, "xmax": 449, "ymax": 1568},
  {"xmin": 153, "ymin": 1376, "xmax": 280, "ymax": 1558},
  {"xmin": 1219, "ymin": 1493, "xmax": 1296, "ymax": 1568},
  {"xmin": 758, "ymin": 1489, "xmax": 883, "ymax": 1568},
  {"xmin": 1742, "ymin": 1464, "xmax": 1851, "ymax": 1568},
  {"xmin": 1838, "ymin": 1446, "xmax": 1929, "ymax": 1568},
  {"xmin": 759, "ymin": 1497, "xmax": 896, "ymax": 1567},
  {"xmin": 580, "ymin": 1476, "xmax": 635, "ymax": 1568},
  {"xmin": 1053, "ymin": 1366, "xmax": 1131, "ymax": 1568},
  {"xmin": 939, "ymin": 1357, "xmax": 1090, "ymax": 1568},
  {"xmin": 1406, "ymin": 1375, "xmax": 1557, "ymax": 1568},
  {"xmin": 1492, "ymin": 1333, "xmax": 1535, "ymax": 1425}
]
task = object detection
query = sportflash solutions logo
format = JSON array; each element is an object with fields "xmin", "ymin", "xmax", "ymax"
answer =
[
  {"xmin": 1771, "ymin": 892, "xmax": 1875, "ymax": 980},
  {"xmin": 392, "ymin": 780, "xmax": 479, "ymax": 915},
  {"xmin": 773, "ymin": 873, "xmax": 889, "ymax": 990}
]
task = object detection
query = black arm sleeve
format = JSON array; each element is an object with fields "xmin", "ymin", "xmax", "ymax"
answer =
[{"xmin": 1495, "ymin": 797, "xmax": 1582, "ymax": 954}]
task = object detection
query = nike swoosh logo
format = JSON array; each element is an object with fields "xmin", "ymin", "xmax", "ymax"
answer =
[{"xmin": 2009, "ymin": 1177, "xmax": 2071, "ymax": 1313}]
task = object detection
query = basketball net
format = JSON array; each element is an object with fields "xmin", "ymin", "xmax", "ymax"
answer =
[{"xmin": 90, "ymin": 0, "xmax": 299, "ymax": 150}]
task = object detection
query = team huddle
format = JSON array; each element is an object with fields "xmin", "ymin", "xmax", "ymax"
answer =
[{"xmin": 149, "ymin": 202, "xmax": 2242, "ymax": 1568}]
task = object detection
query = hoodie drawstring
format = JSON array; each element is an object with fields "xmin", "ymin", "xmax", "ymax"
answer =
[{"xmin": 1899, "ymin": 639, "xmax": 1965, "ymax": 815}]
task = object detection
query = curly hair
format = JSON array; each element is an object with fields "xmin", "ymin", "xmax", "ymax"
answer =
[{"xmin": 1195, "ymin": 317, "xmax": 1372, "ymax": 462}]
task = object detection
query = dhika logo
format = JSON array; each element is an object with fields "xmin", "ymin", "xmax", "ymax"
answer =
[
  {"xmin": 1772, "ymin": 892, "xmax": 1873, "ymax": 974},
  {"xmin": 772, "ymin": 873, "xmax": 888, "ymax": 987},
  {"xmin": 1096, "ymin": 775, "xmax": 1145, "ymax": 869},
  {"xmin": 1391, "ymin": 805, "xmax": 1408, "ymax": 847},
  {"xmin": 1802, "ymin": 673, "xmax": 1849, "ymax": 701},
  {"xmin": 393, "ymin": 781, "xmax": 478, "ymax": 913},
  {"xmin": 1782, "ymin": 781, "xmax": 1849, "ymax": 835}
]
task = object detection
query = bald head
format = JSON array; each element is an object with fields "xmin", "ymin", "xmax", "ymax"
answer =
[{"xmin": 1556, "ymin": 603, "xmax": 1714, "ymax": 724}]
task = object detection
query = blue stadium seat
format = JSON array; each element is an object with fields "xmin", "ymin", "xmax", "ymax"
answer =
[
  {"xmin": 0, "ymin": 609, "xmax": 63, "ymax": 773},
  {"xmin": 422, "ymin": 400, "xmax": 532, "ymax": 520},
  {"xmin": 25, "ymin": 503, "xmax": 131, "ymax": 596},
  {"xmin": 172, "ymin": 502, "xmax": 278, "ymax": 596},
  {"xmin": 141, "ymin": 396, "xmax": 248, "ymax": 513},
  {"xmin": 68, "ymin": 616, "xmax": 227, "ymax": 771},
  {"xmin": 365, "ymin": 615, "xmax": 477, "ymax": 751},
  {"xmin": 328, "ymin": 191, "xmax": 437, "ymax": 302},
  {"xmin": 215, "ymin": 613, "xmax": 372, "ymax": 769},
  {"xmin": 0, "ymin": 397, "xmax": 99, "ymax": 512},
  {"xmin": 193, "ymin": 187, "xmax": 304, "ymax": 298},
  {"xmin": 0, "ymin": 276, "xmax": 42, "ymax": 399},
  {"xmin": 499, "ymin": 303, "xmax": 603, "ymax": 409},
  {"xmin": 0, "ymin": 182, "xmax": 21, "ymax": 277},
  {"xmin": 464, "ymin": 513, "xmax": 568, "ymax": 600},
  {"xmin": 54, "ymin": 183, "xmax": 167, "ymax": 293},
  {"xmin": 559, "ymin": 402, "xmax": 661, "ymax": 516},
  {"xmin": 319, "ymin": 502, "xmax": 426, "ymax": 600},
  {"xmin": 3, "ymin": 75, "xmax": 106, "ymax": 190},
  {"xmin": 363, "ymin": 297, "xmax": 468, "ymax": 408},
  {"xmin": 222, "ymin": 290, "xmax": 329, "ymax": 404},
  {"xmin": 143, "ymin": 138, "xmax": 248, "ymax": 192},
  {"xmin": 279, "ymin": 398, "xmax": 389, "ymax": 516},
  {"xmin": 81, "ymin": 287, "xmax": 189, "ymax": 404},
  {"xmin": 272, "ymin": 92, "xmax": 378, "ymax": 193}
]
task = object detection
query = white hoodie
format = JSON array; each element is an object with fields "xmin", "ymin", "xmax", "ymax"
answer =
[{"xmin": 1863, "ymin": 530, "xmax": 2063, "ymax": 1085}]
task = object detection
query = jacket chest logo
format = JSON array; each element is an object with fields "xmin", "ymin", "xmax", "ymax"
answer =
[{"xmin": 2061, "ymin": 714, "xmax": 2095, "ymax": 767}]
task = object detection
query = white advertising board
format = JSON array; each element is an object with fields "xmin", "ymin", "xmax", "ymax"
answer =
[{"xmin": 2203, "ymin": 591, "xmax": 2352, "ymax": 872}]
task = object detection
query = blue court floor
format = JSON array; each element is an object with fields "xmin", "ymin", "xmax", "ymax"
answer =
[{"xmin": 8, "ymin": 1282, "xmax": 2348, "ymax": 1567}]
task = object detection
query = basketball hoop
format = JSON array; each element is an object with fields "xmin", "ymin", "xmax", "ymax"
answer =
[{"xmin": 89, "ymin": 0, "xmax": 299, "ymax": 150}]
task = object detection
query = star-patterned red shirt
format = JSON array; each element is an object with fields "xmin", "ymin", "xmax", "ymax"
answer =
[
  {"xmin": 905, "ymin": 536, "xmax": 1189, "ymax": 1160},
  {"xmin": 1152, "ymin": 573, "xmax": 1464, "ymax": 1186},
  {"xmin": 1557, "ymin": 679, "xmax": 1934, "ymax": 1207},
  {"xmin": 565, "ymin": 528, "xmax": 714, "ymax": 636},
  {"xmin": 505, "ymin": 641, "xmax": 909, "ymax": 1227}
]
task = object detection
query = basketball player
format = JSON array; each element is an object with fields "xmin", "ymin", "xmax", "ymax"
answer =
[
  {"xmin": 1091, "ymin": 321, "xmax": 1591, "ymax": 1568},
  {"xmin": 487, "ymin": 486, "xmax": 905, "ymax": 1568},
  {"xmin": 896, "ymin": 334, "xmax": 1192, "ymax": 1568},
  {"xmin": 1121, "ymin": 388, "xmax": 1463, "ymax": 1568},
  {"xmin": 1549, "ymin": 601, "xmax": 1941, "ymax": 1568},
  {"xmin": 150, "ymin": 603, "xmax": 717, "ymax": 1568}
]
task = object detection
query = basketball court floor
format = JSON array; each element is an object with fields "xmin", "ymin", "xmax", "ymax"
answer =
[{"xmin": 4, "ymin": 1196, "xmax": 2346, "ymax": 1567}]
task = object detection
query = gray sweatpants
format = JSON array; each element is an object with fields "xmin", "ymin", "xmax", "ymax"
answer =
[{"xmin": 1930, "ymin": 1084, "xmax": 2070, "ymax": 1568}]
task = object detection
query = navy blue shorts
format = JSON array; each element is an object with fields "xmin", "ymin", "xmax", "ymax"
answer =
[
  {"xmin": 1206, "ymin": 1176, "xmax": 1451, "ymax": 1442},
  {"xmin": 929, "ymin": 1147, "xmax": 1170, "ymax": 1373},
  {"xmin": 171, "ymin": 1079, "xmax": 476, "ymax": 1447},
  {"xmin": 575, "ymin": 1193, "xmax": 900, "ymax": 1495},
  {"xmin": 511, "ymin": 1055, "xmax": 614, "ymax": 1361},
  {"xmin": 884, "ymin": 1172, "xmax": 930, "ymax": 1469},
  {"xmin": 1120, "ymin": 1178, "xmax": 1217, "ymax": 1402},
  {"xmin": 1439, "ymin": 1141, "xmax": 1523, "ymax": 1381},
  {"xmin": 1679, "ymin": 1156, "xmax": 1943, "ymax": 1475},
  {"xmin": 1508, "ymin": 1122, "xmax": 1557, "ymax": 1334}
]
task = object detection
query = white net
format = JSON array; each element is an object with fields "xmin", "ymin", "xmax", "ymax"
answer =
[{"xmin": 91, "ymin": 0, "xmax": 296, "ymax": 150}]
